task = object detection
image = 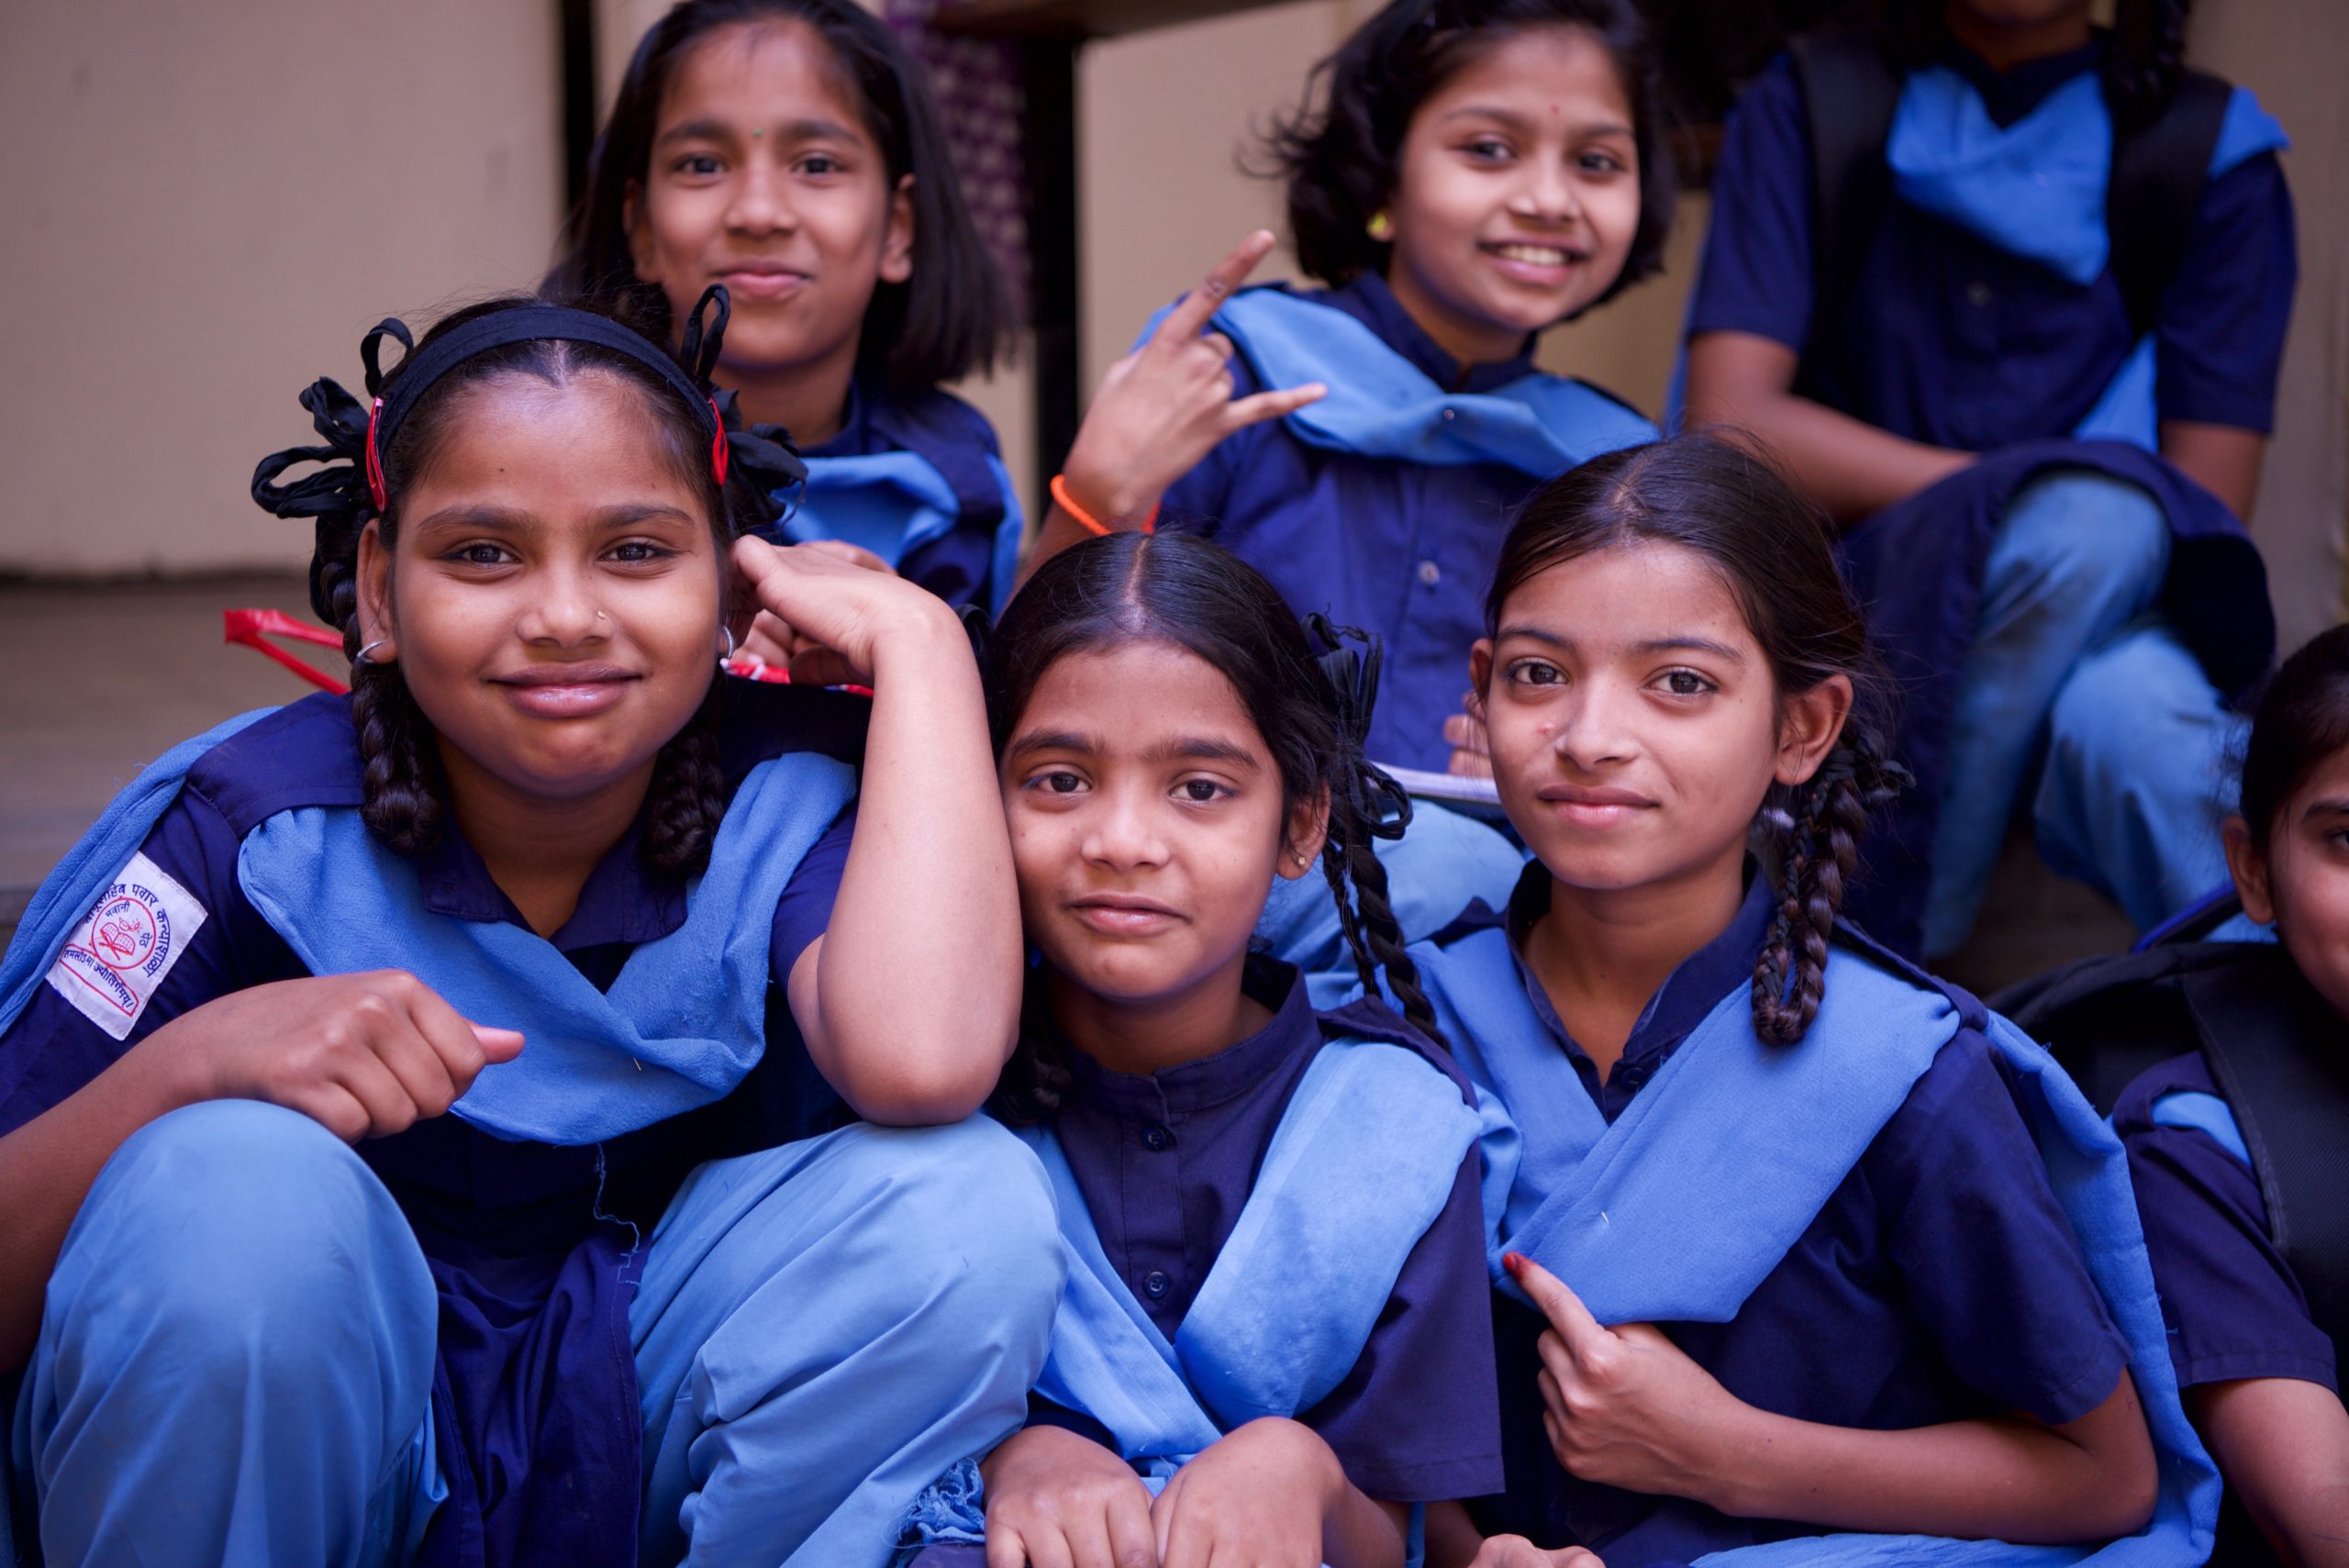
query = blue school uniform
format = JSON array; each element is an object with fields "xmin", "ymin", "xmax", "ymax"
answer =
[
  {"xmin": 1687, "ymin": 41, "xmax": 2295, "ymax": 956},
  {"xmin": 1154, "ymin": 273, "xmax": 1657, "ymax": 773},
  {"xmin": 1424, "ymin": 864, "xmax": 2211, "ymax": 1566},
  {"xmin": 784, "ymin": 382, "xmax": 1025, "ymax": 616},
  {"xmin": 0, "ymin": 686, "xmax": 1061, "ymax": 1568},
  {"xmin": 901, "ymin": 958, "xmax": 1501, "ymax": 1566}
]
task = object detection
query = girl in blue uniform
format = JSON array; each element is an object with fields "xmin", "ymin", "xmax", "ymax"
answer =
[
  {"xmin": 1022, "ymin": 0, "xmax": 1673, "ymax": 775},
  {"xmin": 1681, "ymin": 0, "xmax": 2298, "ymax": 957},
  {"xmin": 2019, "ymin": 627, "xmax": 2349, "ymax": 1566},
  {"xmin": 896, "ymin": 533, "xmax": 1502, "ymax": 1568},
  {"xmin": 1413, "ymin": 436, "xmax": 2209, "ymax": 1568},
  {"xmin": 0, "ymin": 293, "xmax": 1060, "ymax": 1568},
  {"xmin": 551, "ymin": 0, "xmax": 1025, "ymax": 622}
]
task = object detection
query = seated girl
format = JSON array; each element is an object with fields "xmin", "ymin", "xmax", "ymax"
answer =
[
  {"xmin": 0, "ymin": 291, "xmax": 1060, "ymax": 1568},
  {"xmin": 2009, "ymin": 625, "xmax": 2349, "ymax": 1566},
  {"xmin": 1022, "ymin": 0, "xmax": 1673, "ymax": 776},
  {"xmin": 551, "ymin": 0, "xmax": 1024, "ymax": 621},
  {"xmin": 899, "ymin": 533, "xmax": 1502, "ymax": 1568},
  {"xmin": 1406, "ymin": 436, "xmax": 2205, "ymax": 1568},
  {"xmin": 1681, "ymin": 0, "xmax": 2296, "ymax": 957}
]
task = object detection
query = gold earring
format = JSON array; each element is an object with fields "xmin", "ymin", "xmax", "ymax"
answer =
[{"xmin": 1365, "ymin": 210, "xmax": 1395, "ymax": 242}]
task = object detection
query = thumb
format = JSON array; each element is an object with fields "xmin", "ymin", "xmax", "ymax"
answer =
[
  {"xmin": 1503, "ymin": 1251, "xmax": 1609, "ymax": 1351},
  {"xmin": 471, "ymin": 1024, "xmax": 526, "ymax": 1062},
  {"xmin": 731, "ymin": 532, "xmax": 785, "ymax": 584}
]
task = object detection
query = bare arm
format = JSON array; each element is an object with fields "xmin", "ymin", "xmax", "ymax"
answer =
[
  {"xmin": 745, "ymin": 539, "xmax": 1022, "ymax": 1124},
  {"xmin": 2160, "ymin": 420, "xmax": 2266, "ymax": 523},
  {"xmin": 1683, "ymin": 330, "xmax": 1975, "ymax": 528},
  {"xmin": 2189, "ymin": 1377, "xmax": 2349, "ymax": 1567}
]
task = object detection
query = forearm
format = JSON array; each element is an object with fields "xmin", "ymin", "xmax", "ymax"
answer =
[
  {"xmin": 810, "ymin": 606, "xmax": 1023, "ymax": 1122},
  {"xmin": 0, "ymin": 1040, "xmax": 203, "ymax": 1367},
  {"xmin": 2192, "ymin": 1377, "xmax": 2349, "ymax": 1568},
  {"xmin": 1016, "ymin": 503, "xmax": 1112, "ymax": 590},
  {"xmin": 1683, "ymin": 331, "xmax": 1973, "ymax": 526},
  {"xmin": 2159, "ymin": 419, "xmax": 2266, "ymax": 523},
  {"xmin": 1700, "ymin": 1375, "xmax": 2154, "ymax": 1544}
]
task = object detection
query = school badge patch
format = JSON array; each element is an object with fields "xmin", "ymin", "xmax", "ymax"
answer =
[{"xmin": 46, "ymin": 852, "xmax": 207, "ymax": 1040}]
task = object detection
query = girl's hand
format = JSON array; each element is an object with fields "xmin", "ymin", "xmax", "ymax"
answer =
[
  {"xmin": 732, "ymin": 534, "xmax": 963, "ymax": 687},
  {"xmin": 1467, "ymin": 1537, "xmax": 1605, "ymax": 1568},
  {"xmin": 138, "ymin": 971, "xmax": 524, "ymax": 1143},
  {"xmin": 1444, "ymin": 690, "xmax": 1494, "ymax": 778},
  {"xmin": 1152, "ymin": 1417, "xmax": 1341, "ymax": 1568},
  {"xmin": 1057, "ymin": 231, "xmax": 1328, "ymax": 527},
  {"xmin": 736, "ymin": 539, "xmax": 896, "ymax": 668},
  {"xmin": 979, "ymin": 1425, "xmax": 1159, "ymax": 1568},
  {"xmin": 1505, "ymin": 1252, "xmax": 1744, "ymax": 1508}
]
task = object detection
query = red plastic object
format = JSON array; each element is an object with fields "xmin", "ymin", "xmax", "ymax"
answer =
[{"xmin": 224, "ymin": 607, "xmax": 350, "ymax": 695}]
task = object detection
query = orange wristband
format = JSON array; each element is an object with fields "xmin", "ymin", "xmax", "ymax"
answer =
[{"xmin": 1052, "ymin": 473, "xmax": 1156, "ymax": 536}]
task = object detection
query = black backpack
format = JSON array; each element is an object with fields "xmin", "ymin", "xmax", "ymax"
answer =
[{"xmin": 1786, "ymin": 31, "xmax": 2234, "ymax": 392}]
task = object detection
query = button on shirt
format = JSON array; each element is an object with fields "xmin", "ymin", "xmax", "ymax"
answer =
[
  {"xmin": 1688, "ymin": 45, "xmax": 2298, "ymax": 448},
  {"xmin": 1475, "ymin": 862, "xmax": 2129, "ymax": 1562},
  {"xmin": 1158, "ymin": 272, "xmax": 1638, "ymax": 773},
  {"xmin": 1034, "ymin": 956, "xmax": 1503, "ymax": 1503}
]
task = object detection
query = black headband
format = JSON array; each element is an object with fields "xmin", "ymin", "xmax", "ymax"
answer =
[{"xmin": 361, "ymin": 286, "xmax": 739, "ymax": 509}]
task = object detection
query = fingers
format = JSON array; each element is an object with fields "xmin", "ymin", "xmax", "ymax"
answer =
[
  {"xmin": 1106, "ymin": 1488, "xmax": 1160, "ymax": 1568},
  {"xmin": 1504, "ymin": 1251, "xmax": 1609, "ymax": 1349},
  {"xmin": 1221, "ymin": 383, "xmax": 1326, "ymax": 433},
  {"xmin": 800, "ymin": 538, "xmax": 894, "ymax": 574},
  {"xmin": 985, "ymin": 1529, "xmax": 1029, "ymax": 1568},
  {"xmin": 396, "ymin": 975, "xmax": 498, "ymax": 1093},
  {"xmin": 1449, "ymin": 750, "xmax": 1497, "ymax": 779},
  {"xmin": 473, "ymin": 1024, "xmax": 527, "ymax": 1064},
  {"xmin": 1157, "ymin": 229, "xmax": 1277, "ymax": 344}
]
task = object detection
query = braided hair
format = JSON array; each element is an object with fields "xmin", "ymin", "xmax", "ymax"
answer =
[
  {"xmin": 250, "ymin": 293, "xmax": 804, "ymax": 873},
  {"xmin": 984, "ymin": 532, "xmax": 1444, "ymax": 1122},
  {"xmin": 1484, "ymin": 435, "xmax": 1908, "ymax": 1047}
]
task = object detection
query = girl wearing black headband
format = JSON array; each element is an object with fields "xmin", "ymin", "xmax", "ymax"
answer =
[
  {"xmin": 0, "ymin": 291, "xmax": 1059, "ymax": 1568},
  {"xmin": 551, "ymin": 0, "xmax": 1025, "ymax": 628}
]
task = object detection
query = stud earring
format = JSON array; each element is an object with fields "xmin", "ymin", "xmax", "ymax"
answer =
[{"xmin": 1365, "ymin": 210, "xmax": 1395, "ymax": 242}]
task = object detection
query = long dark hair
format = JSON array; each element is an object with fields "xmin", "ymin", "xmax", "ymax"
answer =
[
  {"xmin": 986, "ymin": 532, "xmax": 1442, "ymax": 1119},
  {"xmin": 1485, "ymin": 435, "xmax": 1906, "ymax": 1045},
  {"xmin": 251, "ymin": 296, "xmax": 785, "ymax": 874},
  {"xmin": 1264, "ymin": 0, "xmax": 1674, "ymax": 305},
  {"xmin": 547, "ymin": 0, "xmax": 1008, "ymax": 387},
  {"xmin": 1884, "ymin": 0, "xmax": 2188, "ymax": 128},
  {"xmin": 2237, "ymin": 626, "xmax": 2349, "ymax": 854}
]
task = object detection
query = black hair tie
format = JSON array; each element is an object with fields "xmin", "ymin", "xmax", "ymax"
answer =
[
  {"xmin": 1305, "ymin": 612, "xmax": 1414, "ymax": 842},
  {"xmin": 250, "ymin": 376, "xmax": 374, "ymax": 521}
]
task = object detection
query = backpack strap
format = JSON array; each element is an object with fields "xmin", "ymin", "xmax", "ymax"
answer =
[
  {"xmin": 2180, "ymin": 950, "xmax": 2349, "ymax": 1359},
  {"xmin": 2107, "ymin": 67, "xmax": 2233, "ymax": 340},
  {"xmin": 1989, "ymin": 941, "xmax": 2238, "ymax": 1113},
  {"xmin": 1787, "ymin": 32, "xmax": 1902, "ymax": 392}
]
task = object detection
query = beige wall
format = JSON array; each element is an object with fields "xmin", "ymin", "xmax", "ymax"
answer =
[{"xmin": 0, "ymin": 0, "xmax": 562, "ymax": 576}]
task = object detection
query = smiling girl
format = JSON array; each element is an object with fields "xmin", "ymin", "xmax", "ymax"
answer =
[
  {"xmin": 1020, "ymin": 0, "xmax": 1672, "ymax": 776},
  {"xmin": 0, "ymin": 294, "xmax": 1057, "ymax": 1568},
  {"xmin": 896, "ymin": 533, "xmax": 1501, "ymax": 1568},
  {"xmin": 552, "ymin": 0, "xmax": 1024, "ymax": 620},
  {"xmin": 1407, "ymin": 436, "xmax": 2210, "ymax": 1568}
]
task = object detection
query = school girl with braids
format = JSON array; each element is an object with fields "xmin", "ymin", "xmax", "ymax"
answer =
[
  {"xmin": 0, "ymin": 291, "xmax": 1062, "ymax": 1568},
  {"xmin": 1680, "ymin": 0, "xmax": 2297, "ymax": 959},
  {"xmin": 894, "ymin": 531, "xmax": 1502, "ymax": 1568},
  {"xmin": 1404, "ymin": 436, "xmax": 2218, "ymax": 1568},
  {"xmin": 551, "ymin": 0, "xmax": 1025, "ymax": 628}
]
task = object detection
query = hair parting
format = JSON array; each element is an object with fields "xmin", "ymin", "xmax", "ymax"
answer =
[{"xmin": 1486, "ymin": 434, "xmax": 1908, "ymax": 1045}]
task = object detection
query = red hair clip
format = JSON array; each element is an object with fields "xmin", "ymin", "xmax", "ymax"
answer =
[
  {"xmin": 708, "ymin": 397, "xmax": 729, "ymax": 487},
  {"xmin": 364, "ymin": 396, "xmax": 388, "ymax": 512}
]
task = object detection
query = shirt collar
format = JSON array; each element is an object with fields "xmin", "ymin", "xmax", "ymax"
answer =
[
  {"xmin": 415, "ymin": 819, "xmax": 686, "ymax": 951},
  {"xmin": 1504, "ymin": 860, "xmax": 1777, "ymax": 1070},
  {"xmin": 802, "ymin": 378, "xmax": 874, "ymax": 461},
  {"xmin": 1319, "ymin": 271, "xmax": 1541, "ymax": 395},
  {"xmin": 1940, "ymin": 35, "xmax": 2103, "ymax": 128},
  {"xmin": 1057, "ymin": 956, "xmax": 1319, "ymax": 1120}
]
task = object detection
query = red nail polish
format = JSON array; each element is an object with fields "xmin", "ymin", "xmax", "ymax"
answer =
[{"xmin": 1502, "ymin": 1251, "xmax": 1526, "ymax": 1274}]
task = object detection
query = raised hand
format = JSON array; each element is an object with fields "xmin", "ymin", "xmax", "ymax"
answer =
[
  {"xmin": 735, "ymin": 539, "xmax": 896, "ymax": 670},
  {"xmin": 1056, "ymin": 230, "xmax": 1328, "ymax": 528},
  {"xmin": 141, "ymin": 970, "xmax": 524, "ymax": 1142},
  {"xmin": 1444, "ymin": 689, "xmax": 1495, "ymax": 778},
  {"xmin": 731, "ymin": 533, "xmax": 966, "ymax": 688},
  {"xmin": 979, "ymin": 1425, "xmax": 1160, "ymax": 1568},
  {"xmin": 1503, "ymin": 1251, "xmax": 1744, "ymax": 1507}
]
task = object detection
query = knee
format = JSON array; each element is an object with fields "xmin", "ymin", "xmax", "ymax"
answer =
[
  {"xmin": 2047, "ymin": 629, "xmax": 2229, "ymax": 783},
  {"xmin": 52, "ymin": 1101, "xmax": 433, "ymax": 1384},
  {"xmin": 827, "ymin": 1118, "xmax": 1063, "ymax": 1325},
  {"xmin": 1998, "ymin": 471, "xmax": 2171, "ymax": 596}
]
